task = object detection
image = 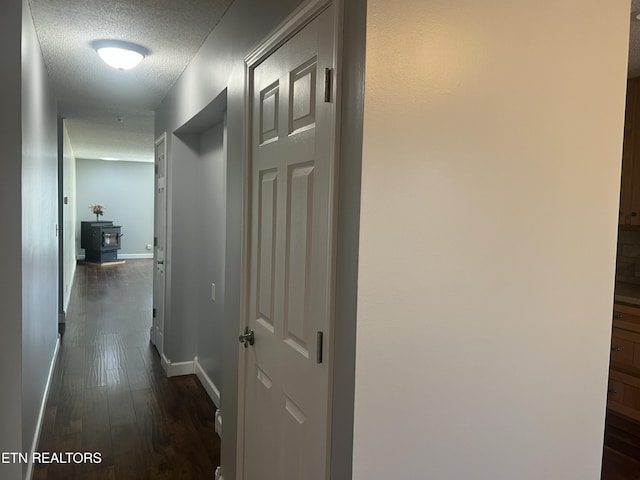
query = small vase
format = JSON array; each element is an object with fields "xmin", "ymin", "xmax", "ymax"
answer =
[{"xmin": 96, "ymin": 214, "xmax": 100, "ymax": 221}]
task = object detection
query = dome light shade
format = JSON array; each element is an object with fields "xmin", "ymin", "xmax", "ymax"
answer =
[
  {"xmin": 92, "ymin": 40, "xmax": 148, "ymax": 70},
  {"xmin": 97, "ymin": 47, "xmax": 144, "ymax": 70}
]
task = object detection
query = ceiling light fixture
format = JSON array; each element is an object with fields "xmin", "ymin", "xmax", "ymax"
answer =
[
  {"xmin": 91, "ymin": 40, "xmax": 148, "ymax": 70},
  {"xmin": 632, "ymin": 11, "xmax": 640, "ymax": 21}
]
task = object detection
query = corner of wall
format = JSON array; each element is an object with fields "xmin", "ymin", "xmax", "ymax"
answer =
[{"xmin": 330, "ymin": 0, "xmax": 365, "ymax": 478}]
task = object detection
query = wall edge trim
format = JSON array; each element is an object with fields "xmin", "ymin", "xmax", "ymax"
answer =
[
  {"xmin": 195, "ymin": 357, "xmax": 222, "ymax": 407},
  {"xmin": 25, "ymin": 335, "xmax": 61, "ymax": 480}
]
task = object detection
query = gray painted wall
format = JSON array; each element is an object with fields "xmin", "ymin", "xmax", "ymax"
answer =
[
  {"xmin": 155, "ymin": 1, "xmax": 305, "ymax": 477},
  {"xmin": 163, "ymin": 118, "xmax": 228, "ymax": 394},
  {"xmin": 0, "ymin": 1, "xmax": 25, "ymax": 478},
  {"xmin": 163, "ymin": 134, "xmax": 202, "ymax": 359},
  {"xmin": 61, "ymin": 121, "xmax": 77, "ymax": 311},
  {"xmin": 75, "ymin": 159, "xmax": 154, "ymax": 257},
  {"xmin": 21, "ymin": 0, "xmax": 59, "ymax": 478},
  {"xmin": 197, "ymin": 121, "xmax": 227, "ymax": 393}
]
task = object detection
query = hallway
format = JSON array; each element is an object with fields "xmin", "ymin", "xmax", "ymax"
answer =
[{"xmin": 34, "ymin": 260, "xmax": 220, "ymax": 479}]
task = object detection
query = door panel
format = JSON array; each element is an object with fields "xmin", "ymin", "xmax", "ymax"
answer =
[
  {"xmin": 289, "ymin": 58, "xmax": 317, "ymax": 133},
  {"xmin": 243, "ymin": 5, "xmax": 336, "ymax": 480},
  {"xmin": 257, "ymin": 169, "xmax": 278, "ymax": 330},
  {"xmin": 284, "ymin": 163, "xmax": 314, "ymax": 358},
  {"xmin": 260, "ymin": 82, "xmax": 280, "ymax": 144}
]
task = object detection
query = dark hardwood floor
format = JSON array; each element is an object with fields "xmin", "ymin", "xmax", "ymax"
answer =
[
  {"xmin": 603, "ymin": 412, "xmax": 640, "ymax": 480},
  {"xmin": 602, "ymin": 447, "xmax": 640, "ymax": 480},
  {"xmin": 33, "ymin": 259, "xmax": 220, "ymax": 480}
]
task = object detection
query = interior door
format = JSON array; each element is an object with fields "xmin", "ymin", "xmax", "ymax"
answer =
[
  {"xmin": 242, "ymin": 4, "xmax": 337, "ymax": 479},
  {"xmin": 152, "ymin": 133, "xmax": 167, "ymax": 357}
]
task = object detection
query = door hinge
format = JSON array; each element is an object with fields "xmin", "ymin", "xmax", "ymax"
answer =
[
  {"xmin": 324, "ymin": 68, "xmax": 332, "ymax": 103},
  {"xmin": 316, "ymin": 331, "xmax": 323, "ymax": 364},
  {"xmin": 154, "ymin": 236, "xmax": 158, "ymax": 247},
  {"xmin": 153, "ymin": 308, "xmax": 156, "ymax": 318}
]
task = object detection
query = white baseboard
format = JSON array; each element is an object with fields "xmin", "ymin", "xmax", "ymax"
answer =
[
  {"xmin": 195, "ymin": 357, "xmax": 221, "ymax": 407},
  {"xmin": 26, "ymin": 335, "xmax": 60, "ymax": 480},
  {"xmin": 161, "ymin": 353, "xmax": 196, "ymax": 377},
  {"xmin": 170, "ymin": 360, "xmax": 196, "ymax": 376},
  {"xmin": 119, "ymin": 253, "xmax": 154, "ymax": 259},
  {"xmin": 76, "ymin": 253, "xmax": 153, "ymax": 260},
  {"xmin": 161, "ymin": 353, "xmax": 170, "ymax": 375}
]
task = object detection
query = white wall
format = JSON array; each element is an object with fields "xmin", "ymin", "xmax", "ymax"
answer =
[
  {"xmin": 21, "ymin": 0, "xmax": 59, "ymax": 478},
  {"xmin": 352, "ymin": 1, "xmax": 630, "ymax": 479},
  {"xmin": 0, "ymin": 4, "xmax": 58, "ymax": 479},
  {"xmin": 61, "ymin": 121, "xmax": 77, "ymax": 312},
  {"xmin": 0, "ymin": 1, "xmax": 25, "ymax": 478},
  {"xmin": 75, "ymin": 159, "xmax": 154, "ymax": 258}
]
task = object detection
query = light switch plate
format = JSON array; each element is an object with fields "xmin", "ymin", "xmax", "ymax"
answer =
[{"xmin": 211, "ymin": 283, "xmax": 216, "ymax": 302}]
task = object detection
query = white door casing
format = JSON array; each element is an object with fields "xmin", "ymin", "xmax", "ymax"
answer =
[
  {"xmin": 152, "ymin": 133, "xmax": 167, "ymax": 357},
  {"xmin": 240, "ymin": 2, "xmax": 338, "ymax": 479}
]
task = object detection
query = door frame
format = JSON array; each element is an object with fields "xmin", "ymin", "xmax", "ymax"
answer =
[{"xmin": 236, "ymin": 0, "xmax": 343, "ymax": 477}]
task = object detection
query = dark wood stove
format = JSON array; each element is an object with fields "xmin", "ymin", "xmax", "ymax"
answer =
[{"xmin": 80, "ymin": 221, "xmax": 123, "ymax": 263}]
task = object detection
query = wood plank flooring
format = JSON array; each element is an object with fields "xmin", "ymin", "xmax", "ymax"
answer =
[
  {"xmin": 33, "ymin": 260, "xmax": 220, "ymax": 480},
  {"xmin": 602, "ymin": 447, "xmax": 640, "ymax": 480},
  {"xmin": 603, "ymin": 412, "xmax": 640, "ymax": 480}
]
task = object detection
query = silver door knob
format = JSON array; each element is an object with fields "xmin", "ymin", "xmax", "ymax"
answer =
[{"xmin": 239, "ymin": 327, "xmax": 255, "ymax": 347}]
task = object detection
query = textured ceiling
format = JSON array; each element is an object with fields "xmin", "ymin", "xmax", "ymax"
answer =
[
  {"xmin": 29, "ymin": 0, "xmax": 233, "ymax": 162},
  {"xmin": 28, "ymin": 2, "xmax": 640, "ymax": 162}
]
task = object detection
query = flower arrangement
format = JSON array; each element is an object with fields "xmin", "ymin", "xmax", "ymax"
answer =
[{"xmin": 89, "ymin": 203, "xmax": 105, "ymax": 221}]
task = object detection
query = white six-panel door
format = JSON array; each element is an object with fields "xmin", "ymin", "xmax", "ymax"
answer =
[{"xmin": 242, "ymin": 3, "xmax": 337, "ymax": 479}]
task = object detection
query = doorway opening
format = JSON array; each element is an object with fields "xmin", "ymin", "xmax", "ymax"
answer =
[{"xmin": 168, "ymin": 89, "xmax": 229, "ymax": 407}]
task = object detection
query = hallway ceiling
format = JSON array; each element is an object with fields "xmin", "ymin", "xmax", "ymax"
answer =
[
  {"xmin": 27, "ymin": 1, "xmax": 640, "ymax": 162},
  {"xmin": 28, "ymin": 0, "xmax": 233, "ymax": 162}
]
